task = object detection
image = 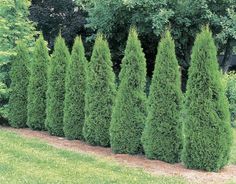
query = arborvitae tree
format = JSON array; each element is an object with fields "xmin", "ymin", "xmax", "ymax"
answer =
[
  {"xmin": 63, "ymin": 36, "xmax": 87, "ymax": 140},
  {"xmin": 27, "ymin": 35, "xmax": 49, "ymax": 130},
  {"xmin": 110, "ymin": 28, "xmax": 147, "ymax": 154},
  {"xmin": 45, "ymin": 34, "xmax": 70, "ymax": 136},
  {"xmin": 182, "ymin": 27, "xmax": 232, "ymax": 171},
  {"xmin": 141, "ymin": 31, "xmax": 183, "ymax": 163},
  {"xmin": 8, "ymin": 42, "xmax": 29, "ymax": 128},
  {"xmin": 83, "ymin": 35, "xmax": 116, "ymax": 147}
]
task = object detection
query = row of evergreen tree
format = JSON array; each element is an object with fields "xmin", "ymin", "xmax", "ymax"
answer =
[{"xmin": 8, "ymin": 27, "xmax": 232, "ymax": 172}]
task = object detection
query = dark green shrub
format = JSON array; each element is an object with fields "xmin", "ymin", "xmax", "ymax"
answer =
[
  {"xmin": 83, "ymin": 35, "xmax": 116, "ymax": 146},
  {"xmin": 8, "ymin": 42, "xmax": 29, "ymax": 128},
  {"xmin": 182, "ymin": 27, "xmax": 232, "ymax": 171},
  {"xmin": 27, "ymin": 35, "xmax": 49, "ymax": 130},
  {"xmin": 0, "ymin": 82, "xmax": 9, "ymax": 125},
  {"xmin": 0, "ymin": 61, "xmax": 11, "ymax": 124},
  {"xmin": 225, "ymin": 72, "xmax": 236, "ymax": 128},
  {"xmin": 110, "ymin": 28, "xmax": 147, "ymax": 154},
  {"xmin": 63, "ymin": 36, "xmax": 87, "ymax": 140},
  {"xmin": 142, "ymin": 31, "xmax": 183, "ymax": 163},
  {"xmin": 45, "ymin": 34, "xmax": 70, "ymax": 136}
]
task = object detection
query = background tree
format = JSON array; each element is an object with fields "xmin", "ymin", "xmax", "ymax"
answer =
[
  {"xmin": 78, "ymin": 0, "xmax": 235, "ymax": 89},
  {"xmin": 8, "ymin": 42, "xmax": 29, "ymax": 128},
  {"xmin": 63, "ymin": 36, "xmax": 87, "ymax": 140},
  {"xmin": 79, "ymin": 0, "xmax": 171, "ymax": 75},
  {"xmin": 169, "ymin": 0, "xmax": 236, "ymax": 84},
  {"xmin": 27, "ymin": 35, "xmax": 49, "ymax": 130},
  {"xmin": 29, "ymin": 0, "xmax": 89, "ymax": 51},
  {"xmin": 0, "ymin": 0, "xmax": 37, "ymax": 122},
  {"xmin": 224, "ymin": 72, "xmax": 236, "ymax": 128},
  {"xmin": 110, "ymin": 28, "xmax": 147, "ymax": 154},
  {"xmin": 182, "ymin": 27, "xmax": 232, "ymax": 171},
  {"xmin": 46, "ymin": 34, "xmax": 70, "ymax": 136},
  {"xmin": 214, "ymin": 7, "xmax": 236, "ymax": 72},
  {"xmin": 83, "ymin": 35, "xmax": 116, "ymax": 147},
  {"xmin": 0, "ymin": 82, "xmax": 9, "ymax": 125},
  {"xmin": 142, "ymin": 31, "xmax": 183, "ymax": 163}
]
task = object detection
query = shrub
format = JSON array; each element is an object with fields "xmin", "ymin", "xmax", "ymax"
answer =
[
  {"xmin": 45, "ymin": 34, "xmax": 70, "ymax": 136},
  {"xmin": 110, "ymin": 28, "xmax": 147, "ymax": 154},
  {"xmin": 182, "ymin": 27, "xmax": 232, "ymax": 171},
  {"xmin": 225, "ymin": 72, "xmax": 236, "ymax": 128},
  {"xmin": 83, "ymin": 35, "xmax": 116, "ymax": 146},
  {"xmin": 0, "ymin": 82, "xmax": 9, "ymax": 125},
  {"xmin": 63, "ymin": 36, "xmax": 87, "ymax": 140},
  {"xmin": 141, "ymin": 31, "xmax": 183, "ymax": 163},
  {"xmin": 8, "ymin": 42, "xmax": 29, "ymax": 128},
  {"xmin": 27, "ymin": 35, "xmax": 49, "ymax": 130}
]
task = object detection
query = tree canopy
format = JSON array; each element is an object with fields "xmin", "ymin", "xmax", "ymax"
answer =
[{"xmin": 29, "ymin": 0, "xmax": 88, "ymax": 50}]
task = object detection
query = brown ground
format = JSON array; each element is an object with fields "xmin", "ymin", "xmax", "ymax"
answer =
[{"xmin": 1, "ymin": 126, "xmax": 236, "ymax": 184}]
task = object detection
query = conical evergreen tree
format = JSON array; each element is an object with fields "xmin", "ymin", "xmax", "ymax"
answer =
[
  {"xmin": 141, "ymin": 31, "xmax": 183, "ymax": 163},
  {"xmin": 27, "ymin": 35, "xmax": 49, "ymax": 130},
  {"xmin": 182, "ymin": 27, "xmax": 232, "ymax": 171},
  {"xmin": 45, "ymin": 34, "xmax": 70, "ymax": 136},
  {"xmin": 63, "ymin": 36, "xmax": 87, "ymax": 140},
  {"xmin": 8, "ymin": 42, "xmax": 29, "ymax": 128},
  {"xmin": 110, "ymin": 28, "xmax": 147, "ymax": 154},
  {"xmin": 83, "ymin": 35, "xmax": 116, "ymax": 147}
]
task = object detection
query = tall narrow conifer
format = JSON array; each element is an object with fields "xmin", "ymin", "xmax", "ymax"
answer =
[
  {"xmin": 142, "ymin": 31, "xmax": 183, "ymax": 163},
  {"xmin": 45, "ymin": 34, "xmax": 70, "ymax": 136},
  {"xmin": 9, "ymin": 42, "xmax": 29, "ymax": 128},
  {"xmin": 182, "ymin": 27, "xmax": 232, "ymax": 171},
  {"xmin": 110, "ymin": 28, "xmax": 147, "ymax": 154},
  {"xmin": 63, "ymin": 36, "xmax": 87, "ymax": 140},
  {"xmin": 83, "ymin": 35, "xmax": 116, "ymax": 146},
  {"xmin": 27, "ymin": 35, "xmax": 49, "ymax": 130}
]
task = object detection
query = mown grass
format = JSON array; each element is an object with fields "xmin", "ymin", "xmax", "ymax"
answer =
[
  {"xmin": 230, "ymin": 129, "xmax": 236, "ymax": 164},
  {"xmin": 0, "ymin": 130, "xmax": 187, "ymax": 184}
]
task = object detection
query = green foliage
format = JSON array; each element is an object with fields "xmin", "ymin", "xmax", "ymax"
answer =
[
  {"xmin": 27, "ymin": 35, "xmax": 49, "ymax": 130},
  {"xmin": 0, "ymin": 0, "xmax": 36, "ymax": 57},
  {"xmin": 170, "ymin": 0, "xmax": 236, "ymax": 72},
  {"xmin": 225, "ymin": 72, "xmax": 236, "ymax": 128},
  {"xmin": 0, "ymin": 0, "xmax": 37, "ymax": 122},
  {"xmin": 45, "ymin": 35, "xmax": 70, "ymax": 136},
  {"xmin": 83, "ymin": 35, "xmax": 116, "ymax": 146},
  {"xmin": 182, "ymin": 27, "xmax": 232, "ymax": 171},
  {"xmin": 8, "ymin": 42, "xmax": 29, "ymax": 128},
  {"xmin": 29, "ymin": 0, "xmax": 87, "ymax": 51},
  {"xmin": 81, "ymin": 0, "xmax": 235, "ymax": 80},
  {"xmin": 63, "ymin": 36, "xmax": 87, "ymax": 140},
  {"xmin": 142, "ymin": 31, "xmax": 183, "ymax": 163},
  {"xmin": 82, "ymin": 0, "xmax": 171, "ymax": 72},
  {"xmin": 230, "ymin": 129, "xmax": 236, "ymax": 164},
  {"xmin": 0, "ymin": 82, "xmax": 9, "ymax": 125},
  {"xmin": 110, "ymin": 28, "xmax": 147, "ymax": 154}
]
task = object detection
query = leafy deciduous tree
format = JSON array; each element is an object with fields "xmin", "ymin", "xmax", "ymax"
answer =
[
  {"xmin": 29, "ymin": 0, "xmax": 88, "ymax": 50},
  {"xmin": 0, "ymin": 0, "xmax": 37, "ymax": 122}
]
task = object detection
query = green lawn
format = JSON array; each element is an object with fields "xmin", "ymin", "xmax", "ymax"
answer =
[
  {"xmin": 0, "ymin": 130, "xmax": 186, "ymax": 184},
  {"xmin": 230, "ymin": 129, "xmax": 236, "ymax": 164},
  {"xmin": 0, "ymin": 129, "xmax": 235, "ymax": 184}
]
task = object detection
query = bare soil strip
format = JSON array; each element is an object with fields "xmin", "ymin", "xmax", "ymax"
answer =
[{"xmin": 1, "ymin": 126, "xmax": 236, "ymax": 184}]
